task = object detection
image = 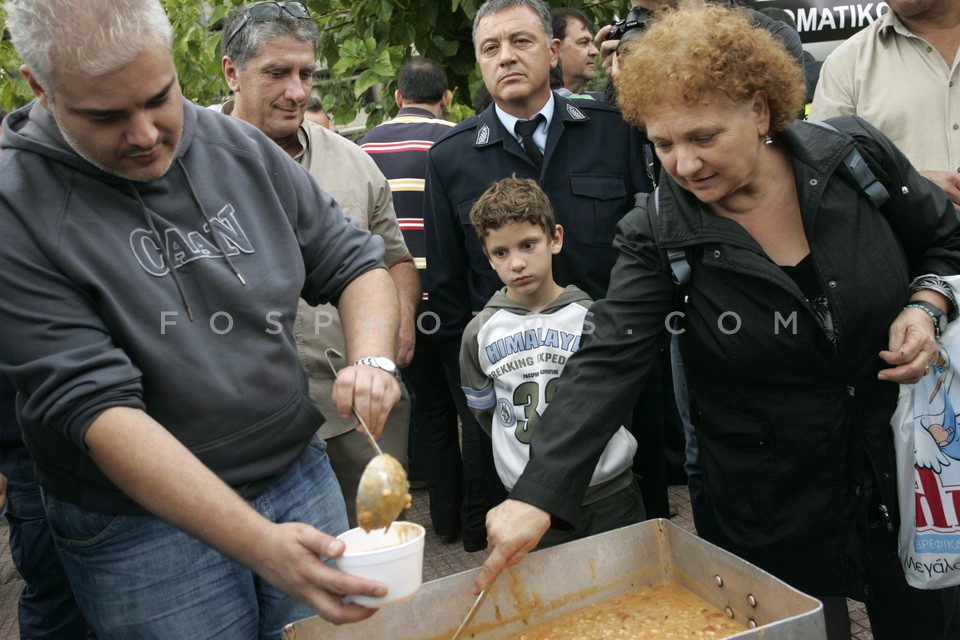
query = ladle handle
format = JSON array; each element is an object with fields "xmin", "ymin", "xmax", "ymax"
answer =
[
  {"xmin": 449, "ymin": 583, "xmax": 491, "ymax": 640},
  {"xmin": 323, "ymin": 348, "xmax": 384, "ymax": 456}
]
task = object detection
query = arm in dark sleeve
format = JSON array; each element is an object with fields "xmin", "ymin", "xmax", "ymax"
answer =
[
  {"xmin": 752, "ymin": 10, "xmax": 804, "ymax": 68},
  {"xmin": 508, "ymin": 204, "xmax": 677, "ymax": 526},
  {"xmin": 423, "ymin": 151, "xmax": 474, "ymax": 368},
  {"xmin": 835, "ymin": 116, "xmax": 960, "ymax": 277},
  {"xmin": 0, "ymin": 204, "xmax": 144, "ymax": 448}
]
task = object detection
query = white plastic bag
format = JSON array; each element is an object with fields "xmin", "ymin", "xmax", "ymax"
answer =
[{"xmin": 891, "ymin": 277, "xmax": 960, "ymax": 589}]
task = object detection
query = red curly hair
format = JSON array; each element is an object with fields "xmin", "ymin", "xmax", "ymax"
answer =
[{"xmin": 614, "ymin": 1, "xmax": 805, "ymax": 134}]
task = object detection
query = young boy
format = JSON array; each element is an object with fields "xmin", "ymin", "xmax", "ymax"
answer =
[{"xmin": 459, "ymin": 176, "xmax": 644, "ymax": 547}]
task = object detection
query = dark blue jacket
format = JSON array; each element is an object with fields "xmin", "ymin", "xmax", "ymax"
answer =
[{"xmin": 424, "ymin": 94, "xmax": 654, "ymax": 366}]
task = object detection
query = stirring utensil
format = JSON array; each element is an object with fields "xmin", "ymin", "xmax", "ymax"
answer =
[
  {"xmin": 449, "ymin": 583, "xmax": 492, "ymax": 640},
  {"xmin": 324, "ymin": 348, "xmax": 410, "ymax": 532}
]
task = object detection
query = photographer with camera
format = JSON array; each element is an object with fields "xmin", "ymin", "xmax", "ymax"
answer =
[
  {"xmin": 596, "ymin": 1, "xmax": 667, "ymax": 78},
  {"xmin": 597, "ymin": 1, "xmax": 804, "ymax": 84}
]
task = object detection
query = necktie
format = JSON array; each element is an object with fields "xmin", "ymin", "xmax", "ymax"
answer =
[{"xmin": 514, "ymin": 115, "xmax": 544, "ymax": 170}]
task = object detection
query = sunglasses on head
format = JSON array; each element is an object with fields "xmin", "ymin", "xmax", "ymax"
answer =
[{"xmin": 224, "ymin": 2, "xmax": 311, "ymax": 50}]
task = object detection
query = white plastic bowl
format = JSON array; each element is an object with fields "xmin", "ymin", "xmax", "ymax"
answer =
[{"xmin": 335, "ymin": 521, "xmax": 425, "ymax": 608}]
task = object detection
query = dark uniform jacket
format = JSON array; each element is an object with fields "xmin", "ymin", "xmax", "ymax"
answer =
[
  {"xmin": 510, "ymin": 116, "xmax": 960, "ymax": 598},
  {"xmin": 424, "ymin": 93, "xmax": 654, "ymax": 367}
]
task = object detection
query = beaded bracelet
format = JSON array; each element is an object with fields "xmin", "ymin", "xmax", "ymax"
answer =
[{"xmin": 904, "ymin": 303, "xmax": 942, "ymax": 340}]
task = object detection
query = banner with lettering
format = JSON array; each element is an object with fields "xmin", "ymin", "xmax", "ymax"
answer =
[
  {"xmin": 744, "ymin": 1, "xmax": 891, "ymax": 58},
  {"xmin": 891, "ymin": 277, "xmax": 960, "ymax": 589}
]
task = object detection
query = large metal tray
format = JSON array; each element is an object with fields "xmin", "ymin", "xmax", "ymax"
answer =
[{"xmin": 283, "ymin": 518, "xmax": 826, "ymax": 639}]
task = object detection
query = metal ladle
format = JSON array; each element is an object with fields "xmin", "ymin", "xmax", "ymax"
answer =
[{"xmin": 324, "ymin": 348, "xmax": 410, "ymax": 532}]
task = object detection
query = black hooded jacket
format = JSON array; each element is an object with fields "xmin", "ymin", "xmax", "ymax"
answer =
[{"xmin": 509, "ymin": 117, "xmax": 960, "ymax": 599}]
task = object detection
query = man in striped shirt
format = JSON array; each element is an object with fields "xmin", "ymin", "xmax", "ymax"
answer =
[{"xmin": 360, "ymin": 58, "xmax": 477, "ymax": 548}]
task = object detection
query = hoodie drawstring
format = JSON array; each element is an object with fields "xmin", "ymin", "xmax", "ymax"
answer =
[
  {"xmin": 177, "ymin": 159, "xmax": 247, "ymax": 287},
  {"xmin": 128, "ymin": 160, "xmax": 247, "ymax": 323},
  {"xmin": 129, "ymin": 183, "xmax": 196, "ymax": 322}
]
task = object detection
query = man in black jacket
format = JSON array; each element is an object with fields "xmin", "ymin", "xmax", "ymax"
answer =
[{"xmin": 424, "ymin": 0, "xmax": 658, "ymax": 541}]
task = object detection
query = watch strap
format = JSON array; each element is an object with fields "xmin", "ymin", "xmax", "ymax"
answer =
[{"xmin": 351, "ymin": 356, "xmax": 400, "ymax": 379}]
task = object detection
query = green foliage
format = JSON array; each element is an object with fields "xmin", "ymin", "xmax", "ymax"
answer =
[
  {"xmin": 162, "ymin": 0, "xmax": 233, "ymax": 106},
  {"xmin": 0, "ymin": 0, "xmax": 626, "ymax": 123},
  {"xmin": 0, "ymin": 5, "xmax": 33, "ymax": 112},
  {"xmin": 309, "ymin": 0, "xmax": 623, "ymax": 129}
]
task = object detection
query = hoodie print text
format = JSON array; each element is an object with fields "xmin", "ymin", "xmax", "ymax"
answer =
[{"xmin": 130, "ymin": 203, "xmax": 253, "ymax": 277}]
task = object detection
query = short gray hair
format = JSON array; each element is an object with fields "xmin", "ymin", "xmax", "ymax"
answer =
[
  {"xmin": 6, "ymin": 0, "xmax": 173, "ymax": 95},
  {"xmin": 221, "ymin": 5, "xmax": 318, "ymax": 70},
  {"xmin": 472, "ymin": 0, "xmax": 554, "ymax": 49}
]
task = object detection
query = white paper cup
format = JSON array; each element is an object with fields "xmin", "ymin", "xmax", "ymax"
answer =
[{"xmin": 334, "ymin": 521, "xmax": 425, "ymax": 608}]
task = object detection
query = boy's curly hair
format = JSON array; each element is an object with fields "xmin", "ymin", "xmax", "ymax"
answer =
[
  {"xmin": 614, "ymin": 1, "xmax": 805, "ymax": 134},
  {"xmin": 470, "ymin": 175, "xmax": 557, "ymax": 254}
]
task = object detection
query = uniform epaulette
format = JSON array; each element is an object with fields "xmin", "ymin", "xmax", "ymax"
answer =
[
  {"xmin": 560, "ymin": 98, "xmax": 618, "ymax": 113},
  {"xmin": 430, "ymin": 116, "xmax": 481, "ymax": 148}
]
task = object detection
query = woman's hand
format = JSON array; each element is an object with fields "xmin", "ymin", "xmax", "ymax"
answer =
[
  {"xmin": 473, "ymin": 500, "xmax": 551, "ymax": 594},
  {"xmin": 878, "ymin": 306, "xmax": 940, "ymax": 383}
]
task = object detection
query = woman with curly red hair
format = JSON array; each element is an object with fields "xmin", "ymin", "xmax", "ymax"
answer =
[{"xmin": 480, "ymin": 3, "xmax": 960, "ymax": 638}]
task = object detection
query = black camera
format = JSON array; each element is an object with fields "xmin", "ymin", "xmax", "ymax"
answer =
[{"xmin": 605, "ymin": 7, "xmax": 649, "ymax": 44}]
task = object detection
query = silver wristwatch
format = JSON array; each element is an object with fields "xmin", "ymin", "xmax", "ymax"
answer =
[{"xmin": 351, "ymin": 356, "xmax": 400, "ymax": 379}]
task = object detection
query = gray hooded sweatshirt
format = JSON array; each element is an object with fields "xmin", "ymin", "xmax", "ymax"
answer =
[
  {"xmin": 0, "ymin": 99, "xmax": 385, "ymax": 513},
  {"xmin": 460, "ymin": 286, "xmax": 636, "ymax": 505}
]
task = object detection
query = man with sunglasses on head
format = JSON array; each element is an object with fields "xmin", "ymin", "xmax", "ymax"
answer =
[
  {"xmin": 0, "ymin": 0, "xmax": 405, "ymax": 637},
  {"xmin": 219, "ymin": 2, "xmax": 419, "ymax": 530}
]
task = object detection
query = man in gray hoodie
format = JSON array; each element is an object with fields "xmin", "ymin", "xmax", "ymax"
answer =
[{"xmin": 0, "ymin": 0, "xmax": 402, "ymax": 637}]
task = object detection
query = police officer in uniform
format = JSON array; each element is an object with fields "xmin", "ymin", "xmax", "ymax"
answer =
[{"xmin": 424, "ymin": 0, "xmax": 659, "ymax": 544}]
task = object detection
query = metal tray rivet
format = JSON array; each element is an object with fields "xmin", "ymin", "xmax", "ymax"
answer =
[
  {"xmin": 747, "ymin": 594, "xmax": 757, "ymax": 607},
  {"xmin": 748, "ymin": 619, "xmax": 758, "ymax": 628},
  {"xmin": 714, "ymin": 575, "xmax": 723, "ymax": 587},
  {"xmin": 724, "ymin": 607, "xmax": 734, "ymax": 618}
]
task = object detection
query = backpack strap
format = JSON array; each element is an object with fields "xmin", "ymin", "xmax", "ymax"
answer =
[
  {"xmin": 807, "ymin": 120, "xmax": 890, "ymax": 208},
  {"xmin": 632, "ymin": 189, "xmax": 690, "ymax": 336},
  {"xmin": 645, "ymin": 187, "xmax": 692, "ymax": 287}
]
